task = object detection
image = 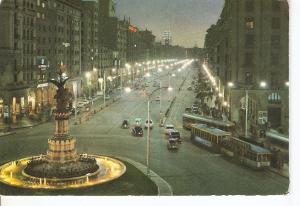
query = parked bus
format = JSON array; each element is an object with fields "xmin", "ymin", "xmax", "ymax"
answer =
[{"xmin": 183, "ymin": 113, "xmax": 235, "ymax": 132}]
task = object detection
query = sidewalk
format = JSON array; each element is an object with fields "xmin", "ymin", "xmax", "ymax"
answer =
[
  {"xmin": 269, "ymin": 163, "xmax": 289, "ymax": 178},
  {"xmin": 0, "ymin": 117, "xmax": 49, "ymax": 132}
]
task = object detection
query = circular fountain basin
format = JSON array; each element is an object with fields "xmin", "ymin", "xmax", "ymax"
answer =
[{"xmin": 0, "ymin": 155, "xmax": 126, "ymax": 190}]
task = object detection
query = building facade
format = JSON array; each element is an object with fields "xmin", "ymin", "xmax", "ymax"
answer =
[{"xmin": 204, "ymin": 0, "xmax": 289, "ymax": 133}]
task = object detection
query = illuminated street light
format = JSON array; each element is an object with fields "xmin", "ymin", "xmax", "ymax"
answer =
[
  {"xmin": 145, "ymin": 72, "xmax": 151, "ymax": 77},
  {"xmin": 85, "ymin": 72, "xmax": 91, "ymax": 79},
  {"xmin": 168, "ymin": 87, "xmax": 173, "ymax": 92},
  {"xmin": 125, "ymin": 87, "xmax": 132, "ymax": 93},
  {"xmin": 260, "ymin": 81, "xmax": 267, "ymax": 88},
  {"xmin": 228, "ymin": 82, "xmax": 234, "ymax": 88},
  {"xmin": 172, "ymin": 74, "xmax": 176, "ymax": 77},
  {"xmin": 107, "ymin": 76, "xmax": 113, "ymax": 82},
  {"xmin": 285, "ymin": 81, "xmax": 289, "ymax": 87},
  {"xmin": 223, "ymin": 101, "xmax": 228, "ymax": 107},
  {"xmin": 125, "ymin": 63, "xmax": 131, "ymax": 69}
]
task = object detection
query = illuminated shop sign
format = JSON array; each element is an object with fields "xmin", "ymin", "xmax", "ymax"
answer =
[{"xmin": 129, "ymin": 25, "xmax": 137, "ymax": 33}]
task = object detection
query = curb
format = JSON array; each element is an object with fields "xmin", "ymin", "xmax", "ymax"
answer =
[
  {"xmin": 268, "ymin": 168, "xmax": 289, "ymax": 179},
  {"xmin": 0, "ymin": 132, "xmax": 16, "ymax": 137},
  {"xmin": 117, "ymin": 157, "xmax": 173, "ymax": 196}
]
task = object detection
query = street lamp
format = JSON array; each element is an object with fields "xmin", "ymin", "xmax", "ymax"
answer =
[
  {"xmin": 145, "ymin": 86, "xmax": 173, "ymax": 175},
  {"xmin": 285, "ymin": 81, "xmax": 289, "ymax": 87},
  {"xmin": 260, "ymin": 81, "xmax": 267, "ymax": 88},
  {"xmin": 124, "ymin": 87, "xmax": 131, "ymax": 93},
  {"xmin": 85, "ymin": 72, "xmax": 91, "ymax": 99}
]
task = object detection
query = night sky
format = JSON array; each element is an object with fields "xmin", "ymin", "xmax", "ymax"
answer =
[{"xmin": 115, "ymin": 0, "xmax": 224, "ymax": 48}]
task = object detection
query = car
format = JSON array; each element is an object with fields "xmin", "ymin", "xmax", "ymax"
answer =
[
  {"xmin": 167, "ymin": 129, "xmax": 182, "ymax": 143},
  {"xmin": 187, "ymin": 86, "xmax": 192, "ymax": 91},
  {"xmin": 77, "ymin": 100, "xmax": 89, "ymax": 108},
  {"xmin": 77, "ymin": 102, "xmax": 85, "ymax": 108},
  {"xmin": 165, "ymin": 124, "xmax": 175, "ymax": 134},
  {"xmin": 144, "ymin": 119, "xmax": 153, "ymax": 129},
  {"xmin": 185, "ymin": 107, "xmax": 192, "ymax": 113},
  {"xmin": 135, "ymin": 118, "xmax": 142, "ymax": 126},
  {"xmin": 191, "ymin": 105, "xmax": 199, "ymax": 113},
  {"xmin": 131, "ymin": 126, "xmax": 143, "ymax": 137},
  {"xmin": 70, "ymin": 107, "xmax": 80, "ymax": 115},
  {"xmin": 155, "ymin": 96, "xmax": 160, "ymax": 102},
  {"xmin": 104, "ymin": 95, "xmax": 111, "ymax": 100},
  {"xmin": 121, "ymin": 120, "xmax": 130, "ymax": 129},
  {"xmin": 167, "ymin": 139, "xmax": 179, "ymax": 150}
]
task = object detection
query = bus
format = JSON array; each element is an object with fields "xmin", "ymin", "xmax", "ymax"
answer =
[{"xmin": 183, "ymin": 113, "xmax": 235, "ymax": 132}]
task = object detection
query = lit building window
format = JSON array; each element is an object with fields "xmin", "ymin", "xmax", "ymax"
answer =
[
  {"xmin": 245, "ymin": 18, "xmax": 255, "ymax": 29},
  {"xmin": 37, "ymin": 12, "xmax": 40, "ymax": 18},
  {"xmin": 37, "ymin": 0, "xmax": 40, "ymax": 6}
]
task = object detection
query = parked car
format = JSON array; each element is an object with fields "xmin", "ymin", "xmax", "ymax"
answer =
[
  {"xmin": 187, "ymin": 86, "xmax": 193, "ymax": 91},
  {"xmin": 77, "ymin": 100, "xmax": 89, "ymax": 108},
  {"xmin": 155, "ymin": 96, "xmax": 160, "ymax": 102},
  {"xmin": 71, "ymin": 107, "xmax": 80, "ymax": 115},
  {"xmin": 185, "ymin": 107, "xmax": 192, "ymax": 113},
  {"xmin": 191, "ymin": 105, "xmax": 199, "ymax": 113},
  {"xmin": 131, "ymin": 126, "xmax": 143, "ymax": 137},
  {"xmin": 144, "ymin": 119, "xmax": 153, "ymax": 129},
  {"xmin": 105, "ymin": 95, "xmax": 111, "ymax": 100}
]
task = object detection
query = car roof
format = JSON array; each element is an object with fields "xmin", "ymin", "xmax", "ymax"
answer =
[{"xmin": 166, "ymin": 124, "xmax": 174, "ymax": 127}]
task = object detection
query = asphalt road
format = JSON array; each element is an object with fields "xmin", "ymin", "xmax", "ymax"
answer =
[{"xmin": 0, "ymin": 63, "xmax": 289, "ymax": 195}]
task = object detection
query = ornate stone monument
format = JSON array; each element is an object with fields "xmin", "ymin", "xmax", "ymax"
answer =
[{"xmin": 24, "ymin": 66, "xmax": 100, "ymax": 179}]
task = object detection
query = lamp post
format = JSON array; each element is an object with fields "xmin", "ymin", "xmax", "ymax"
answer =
[
  {"xmin": 244, "ymin": 81, "xmax": 267, "ymax": 138},
  {"xmin": 145, "ymin": 86, "xmax": 172, "ymax": 175},
  {"xmin": 103, "ymin": 72, "xmax": 106, "ymax": 107},
  {"xmin": 85, "ymin": 72, "xmax": 91, "ymax": 99},
  {"xmin": 227, "ymin": 82, "xmax": 234, "ymax": 120},
  {"xmin": 72, "ymin": 81, "xmax": 78, "ymax": 124}
]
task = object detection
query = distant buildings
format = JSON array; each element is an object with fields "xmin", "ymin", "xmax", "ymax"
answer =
[
  {"xmin": 162, "ymin": 30, "xmax": 172, "ymax": 46},
  {"xmin": 204, "ymin": 0, "xmax": 289, "ymax": 133}
]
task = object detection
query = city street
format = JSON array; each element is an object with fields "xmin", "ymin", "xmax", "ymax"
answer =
[{"xmin": 0, "ymin": 64, "xmax": 288, "ymax": 195}]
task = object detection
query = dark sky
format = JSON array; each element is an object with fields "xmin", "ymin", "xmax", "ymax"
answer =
[{"xmin": 115, "ymin": 0, "xmax": 224, "ymax": 48}]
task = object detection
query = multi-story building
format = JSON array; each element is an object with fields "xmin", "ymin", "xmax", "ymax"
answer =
[
  {"xmin": 0, "ymin": 0, "xmax": 37, "ymax": 125},
  {"xmin": 0, "ymin": 0, "xmax": 82, "ymax": 127},
  {"xmin": 127, "ymin": 23, "xmax": 141, "ymax": 64},
  {"xmin": 98, "ymin": 0, "xmax": 115, "ymax": 18},
  {"xmin": 204, "ymin": 0, "xmax": 289, "ymax": 133},
  {"xmin": 162, "ymin": 30, "xmax": 172, "ymax": 46},
  {"xmin": 81, "ymin": 0, "xmax": 100, "ymax": 96},
  {"xmin": 139, "ymin": 29, "xmax": 155, "ymax": 60}
]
